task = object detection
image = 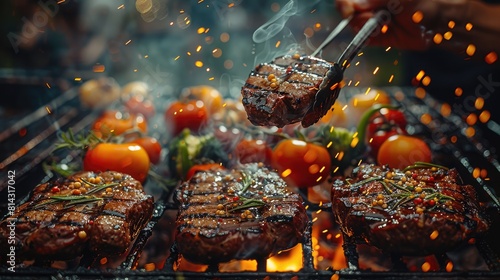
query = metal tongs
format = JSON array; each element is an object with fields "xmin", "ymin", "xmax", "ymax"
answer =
[{"xmin": 302, "ymin": 10, "xmax": 387, "ymax": 127}]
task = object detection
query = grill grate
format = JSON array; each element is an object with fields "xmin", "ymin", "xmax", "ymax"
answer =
[{"xmin": 1, "ymin": 86, "xmax": 499, "ymax": 279}]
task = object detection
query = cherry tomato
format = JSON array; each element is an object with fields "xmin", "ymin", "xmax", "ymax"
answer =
[
  {"xmin": 131, "ymin": 136, "xmax": 162, "ymax": 164},
  {"xmin": 124, "ymin": 95, "xmax": 156, "ymax": 119},
  {"xmin": 185, "ymin": 163, "xmax": 224, "ymax": 180},
  {"xmin": 272, "ymin": 139, "xmax": 331, "ymax": 188},
  {"xmin": 234, "ymin": 139, "xmax": 272, "ymax": 165},
  {"xmin": 165, "ymin": 100, "xmax": 208, "ymax": 136},
  {"xmin": 377, "ymin": 135, "xmax": 432, "ymax": 169},
  {"xmin": 83, "ymin": 143, "xmax": 150, "ymax": 183},
  {"xmin": 367, "ymin": 108, "xmax": 407, "ymax": 136},
  {"xmin": 180, "ymin": 85, "xmax": 224, "ymax": 114},
  {"xmin": 368, "ymin": 129, "xmax": 401, "ymax": 158},
  {"xmin": 92, "ymin": 110, "xmax": 147, "ymax": 138}
]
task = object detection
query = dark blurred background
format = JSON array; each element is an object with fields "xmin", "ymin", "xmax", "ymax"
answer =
[{"xmin": 0, "ymin": 0, "xmax": 498, "ymax": 124}]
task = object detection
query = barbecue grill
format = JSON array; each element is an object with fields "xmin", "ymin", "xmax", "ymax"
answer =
[
  {"xmin": 1, "ymin": 1, "xmax": 500, "ymax": 279},
  {"xmin": 1, "ymin": 82, "xmax": 499, "ymax": 279}
]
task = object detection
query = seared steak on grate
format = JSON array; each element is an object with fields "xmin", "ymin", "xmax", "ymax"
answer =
[
  {"xmin": 174, "ymin": 163, "xmax": 309, "ymax": 264},
  {"xmin": 331, "ymin": 163, "xmax": 489, "ymax": 256},
  {"xmin": 241, "ymin": 54, "xmax": 337, "ymax": 128},
  {"xmin": 0, "ymin": 171, "xmax": 154, "ymax": 262}
]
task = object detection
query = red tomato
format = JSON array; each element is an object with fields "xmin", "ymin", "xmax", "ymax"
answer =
[
  {"xmin": 165, "ymin": 100, "xmax": 208, "ymax": 136},
  {"xmin": 272, "ymin": 139, "xmax": 331, "ymax": 188},
  {"xmin": 377, "ymin": 135, "xmax": 432, "ymax": 169},
  {"xmin": 234, "ymin": 139, "xmax": 272, "ymax": 165},
  {"xmin": 83, "ymin": 143, "xmax": 150, "ymax": 183},
  {"xmin": 368, "ymin": 129, "xmax": 401, "ymax": 158},
  {"xmin": 92, "ymin": 110, "xmax": 147, "ymax": 137},
  {"xmin": 131, "ymin": 136, "xmax": 162, "ymax": 164},
  {"xmin": 185, "ymin": 163, "xmax": 224, "ymax": 180},
  {"xmin": 124, "ymin": 95, "xmax": 156, "ymax": 119},
  {"xmin": 367, "ymin": 108, "xmax": 407, "ymax": 136}
]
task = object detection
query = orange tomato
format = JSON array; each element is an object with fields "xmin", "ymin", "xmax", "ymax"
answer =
[
  {"xmin": 92, "ymin": 110, "xmax": 147, "ymax": 137},
  {"xmin": 377, "ymin": 135, "xmax": 432, "ymax": 169},
  {"xmin": 165, "ymin": 100, "xmax": 209, "ymax": 135},
  {"xmin": 83, "ymin": 143, "xmax": 150, "ymax": 183},
  {"xmin": 272, "ymin": 139, "xmax": 331, "ymax": 188}
]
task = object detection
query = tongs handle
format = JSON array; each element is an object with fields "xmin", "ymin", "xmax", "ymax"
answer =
[{"xmin": 337, "ymin": 10, "xmax": 387, "ymax": 69}]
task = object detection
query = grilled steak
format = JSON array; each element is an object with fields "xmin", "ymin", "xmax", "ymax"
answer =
[
  {"xmin": 331, "ymin": 163, "xmax": 489, "ymax": 256},
  {"xmin": 241, "ymin": 54, "xmax": 338, "ymax": 128},
  {"xmin": 174, "ymin": 163, "xmax": 309, "ymax": 264},
  {"xmin": 0, "ymin": 171, "xmax": 154, "ymax": 262}
]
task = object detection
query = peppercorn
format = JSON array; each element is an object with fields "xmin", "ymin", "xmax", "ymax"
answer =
[{"xmin": 78, "ymin": 230, "xmax": 87, "ymax": 239}]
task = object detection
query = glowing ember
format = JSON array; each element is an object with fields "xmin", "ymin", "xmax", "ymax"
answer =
[
  {"xmin": 448, "ymin": 20, "xmax": 455, "ymax": 29},
  {"xmin": 429, "ymin": 230, "xmax": 439, "ymax": 240},
  {"xmin": 125, "ymin": 39, "xmax": 132, "ymax": 45},
  {"xmin": 479, "ymin": 111, "xmax": 490, "ymax": 123},
  {"xmin": 455, "ymin": 87, "xmax": 463, "ymax": 96},
  {"xmin": 433, "ymin": 33, "xmax": 443, "ymax": 44},
  {"xmin": 466, "ymin": 44, "xmax": 476, "ymax": 56},
  {"xmin": 388, "ymin": 74, "xmax": 394, "ymax": 83},
  {"xmin": 381, "ymin": 24, "xmax": 388, "ymax": 34},
  {"xmin": 197, "ymin": 27, "xmax": 205, "ymax": 34},
  {"xmin": 195, "ymin": 61, "xmax": 203, "ymax": 67},
  {"xmin": 443, "ymin": 31, "xmax": 453, "ymax": 40},
  {"xmin": 485, "ymin": 51, "xmax": 498, "ymax": 64},
  {"xmin": 411, "ymin": 11, "xmax": 423, "ymax": 23},
  {"xmin": 422, "ymin": 76, "xmax": 431, "ymax": 86},
  {"xmin": 422, "ymin": 261, "xmax": 431, "ymax": 272},
  {"xmin": 465, "ymin": 127, "xmax": 475, "ymax": 137},
  {"xmin": 373, "ymin": 67, "xmax": 379, "ymax": 75},
  {"xmin": 416, "ymin": 70, "xmax": 425, "ymax": 81},
  {"xmin": 74, "ymin": 77, "xmax": 82, "ymax": 82},
  {"xmin": 446, "ymin": 261, "xmax": 454, "ymax": 272},
  {"xmin": 465, "ymin": 23, "xmax": 473, "ymax": 31},
  {"xmin": 45, "ymin": 82, "xmax": 51, "ymax": 89}
]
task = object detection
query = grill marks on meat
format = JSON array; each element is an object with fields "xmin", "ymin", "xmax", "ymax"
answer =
[
  {"xmin": 174, "ymin": 163, "xmax": 309, "ymax": 264},
  {"xmin": 241, "ymin": 55, "xmax": 336, "ymax": 128},
  {"xmin": 332, "ymin": 164, "xmax": 489, "ymax": 256},
  {"xmin": 0, "ymin": 171, "xmax": 154, "ymax": 262}
]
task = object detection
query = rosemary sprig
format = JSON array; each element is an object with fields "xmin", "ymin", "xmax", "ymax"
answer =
[
  {"xmin": 227, "ymin": 197, "xmax": 266, "ymax": 212},
  {"xmin": 53, "ymin": 129, "xmax": 103, "ymax": 152},
  {"xmin": 402, "ymin": 162, "xmax": 449, "ymax": 172},
  {"xmin": 239, "ymin": 171, "xmax": 253, "ymax": 195},
  {"xmin": 348, "ymin": 176, "xmax": 381, "ymax": 187},
  {"xmin": 80, "ymin": 178, "xmax": 120, "ymax": 194},
  {"xmin": 33, "ymin": 195, "xmax": 103, "ymax": 209}
]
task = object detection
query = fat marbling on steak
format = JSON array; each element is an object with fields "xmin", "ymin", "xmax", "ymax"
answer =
[
  {"xmin": 331, "ymin": 163, "xmax": 489, "ymax": 256},
  {"xmin": 0, "ymin": 171, "xmax": 154, "ymax": 262},
  {"xmin": 174, "ymin": 163, "xmax": 309, "ymax": 264},
  {"xmin": 241, "ymin": 54, "xmax": 339, "ymax": 128}
]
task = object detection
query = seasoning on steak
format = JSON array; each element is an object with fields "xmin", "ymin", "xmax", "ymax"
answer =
[
  {"xmin": 241, "ymin": 54, "xmax": 339, "ymax": 128},
  {"xmin": 0, "ymin": 171, "xmax": 154, "ymax": 262},
  {"xmin": 331, "ymin": 163, "xmax": 489, "ymax": 256},
  {"xmin": 174, "ymin": 163, "xmax": 309, "ymax": 264}
]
